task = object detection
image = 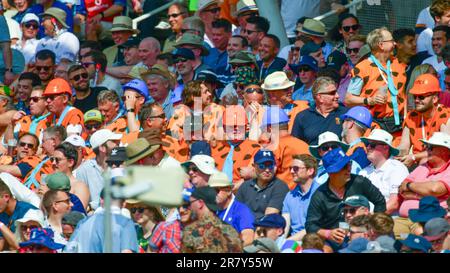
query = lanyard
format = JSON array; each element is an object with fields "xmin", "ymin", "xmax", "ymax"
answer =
[
  {"xmin": 421, "ymin": 115, "xmax": 426, "ymax": 141},
  {"xmin": 259, "ymin": 60, "xmax": 275, "ymax": 80},
  {"xmin": 221, "ymin": 195, "xmax": 235, "ymax": 222},
  {"xmin": 369, "ymin": 55, "xmax": 400, "ymax": 125},
  {"xmin": 109, "ymin": 109, "xmax": 126, "ymax": 125},
  {"xmin": 30, "ymin": 113, "xmax": 51, "ymax": 136},
  {"xmin": 53, "ymin": 106, "xmax": 73, "ymax": 126},
  {"xmin": 24, "ymin": 157, "xmax": 50, "ymax": 189}
]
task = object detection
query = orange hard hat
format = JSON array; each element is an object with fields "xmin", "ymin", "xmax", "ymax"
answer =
[
  {"xmin": 43, "ymin": 78, "xmax": 73, "ymax": 96},
  {"xmin": 223, "ymin": 105, "xmax": 248, "ymax": 126},
  {"xmin": 409, "ymin": 74, "xmax": 441, "ymax": 95}
]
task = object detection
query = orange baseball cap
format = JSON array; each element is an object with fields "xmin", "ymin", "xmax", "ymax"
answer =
[
  {"xmin": 43, "ymin": 78, "xmax": 73, "ymax": 96},
  {"xmin": 409, "ymin": 74, "xmax": 441, "ymax": 95},
  {"xmin": 223, "ymin": 105, "xmax": 248, "ymax": 126}
]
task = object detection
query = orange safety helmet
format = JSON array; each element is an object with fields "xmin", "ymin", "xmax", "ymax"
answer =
[
  {"xmin": 43, "ymin": 78, "xmax": 73, "ymax": 96},
  {"xmin": 409, "ymin": 74, "xmax": 441, "ymax": 95}
]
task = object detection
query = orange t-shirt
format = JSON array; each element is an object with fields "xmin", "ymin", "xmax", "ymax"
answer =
[
  {"xmin": 105, "ymin": 116, "xmax": 128, "ymax": 134},
  {"xmin": 271, "ymin": 135, "xmax": 310, "ymax": 190},
  {"xmin": 220, "ymin": 0, "xmax": 239, "ymax": 25},
  {"xmin": 211, "ymin": 139, "xmax": 260, "ymax": 183},
  {"xmin": 288, "ymin": 100, "xmax": 310, "ymax": 133},
  {"xmin": 351, "ymin": 57, "xmax": 407, "ymax": 120},
  {"xmin": 14, "ymin": 114, "xmax": 50, "ymax": 141},
  {"xmin": 403, "ymin": 104, "xmax": 450, "ymax": 153},
  {"xmin": 22, "ymin": 156, "xmax": 54, "ymax": 191},
  {"xmin": 162, "ymin": 134, "xmax": 190, "ymax": 163}
]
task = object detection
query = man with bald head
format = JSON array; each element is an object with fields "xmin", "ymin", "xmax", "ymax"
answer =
[{"xmin": 106, "ymin": 37, "xmax": 161, "ymax": 81}]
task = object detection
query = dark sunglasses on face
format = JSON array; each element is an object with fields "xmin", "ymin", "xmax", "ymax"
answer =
[
  {"xmin": 188, "ymin": 165, "xmax": 200, "ymax": 173},
  {"xmin": 291, "ymin": 46, "xmax": 300, "ymax": 51},
  {"xmin": 19, "ymin": 142, "xmax": 34, "ymax": 149},
  {"xmin": 81, "ymin": 62, "xmax": 95, "ymax": 68},
  {"xmin": 367, "ymin": 142, "xmax": 386, "ymax": 149},
  {"xmin": 290, "ymin": 166, "xmax": 306, "ymax": 172},
  {"xmin": 108, "ymin": 161, "xmax": 123, "ymax": 167},
  {"xmin": 175, "ymin": 58, "xmax": 189, "ymax": 64},
  {"xmin": 320, "ymin": 90, "xmax": 338, "ymax": 96},
  {"xmin": 243, "ymin": 28, "xmax": 258, "ymax": 35},
  {"xmin": 36, "ymin": 66, "xmax": 51, "ymax": 72},
  {"xmin": 346, "ymin": 47, "xmax": 360, "ymax": 54},
  {"xmin": 320, "ymin": 143, "xmax": 340, "ymax": 152},
  {"xmin": 29, "ymin": 96, "xmax": 44, "ymax": 103},
  {"xmin": 414, "ymin": 94, "xmax": 433, "ymax": 100},
  {"xmin": 298, "ymin": 66, "xmax": 311, "ymax": 73},
  {"xmin": 204, "ymin": 7, "xmax": 221, "ymax": 13},
  {"xmin": 168, "ymin": 12, "xmax": 184, "ymax": 18},
  {"xmin": 50, "ymin": 157, "xmax": 62, "ymax": 164},
  {"xmin": 22, "ymin": 225, "xmax": 39, "ymax": 231},
  {"xmin": 245, "ymin": 87, "xmax": 263, "ymax": 94},
  {"xmin": 233, "ymin": 83, "xmax": 246, "ymax": 90},
  {"xmin": 342, "ymin": 24, "xmax": 360, "ymax": 32},
  {"xmin": 343, "ymin": 207, "xmax": 358, "ymax": 214},
  {"xmin": 130, "ymin": 207, "xmax": 145, "ymax": 214},
  {"xmin": 70, "ymin": 73, "xmax": 88, "ymax": 81},
  {"xmin": 44, "ymin": 94, "xmax": 62, "ymax": 101},
  {"xmin": 24, "ymin": 22, "xmax": 39, "ymax": 29},
  {"xmin": 85, "ymin": 123, "xmax": 102, "ymax": 130}
]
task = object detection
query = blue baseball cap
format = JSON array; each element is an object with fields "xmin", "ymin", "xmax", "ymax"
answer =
[
  {"xmin": 254, "ymin": 149, "xmax": 276, "ymax": 165},
  {"xmin": 261, "ymin": 106, "xmax": 289, "ymax": 128},
  {"xmin": 182, "ymin": 187, "xmax": 194, "ymax": 203},
  {"xmin": 344, "ymin": 195, "xmax": 370, "ymax": 208},
  {"xmin": 254, "ymin": 213, "xmax": 286, "ymax": 229},
  {"xmin": 122, "ymin": 79, "xmax": 151, "ymax": 103},
  {"xmin": 19, "ymin": 228, "xmax": 65, "ymax": 250},
  {"xmin": 300, "ymin": 41, "xmax": 322, "ymax": 57},
  {"xmin": 190, "ymin": 141, "xmax": 211, "ymax": 157},
  {"xmin": 339, "ymin": 237, "xmax": 369, "ymax": 253},
  {"xmin": 172, "ymin": 48, "xmax": 195, "ymax": 60},
  {"xmin": 408, "ymin": 196, "xmax": 447, "ymax": 223},
  {"xmin": 396, "ymin": 234, "xmax": 432, "ymax": 253},
  {"xmin": 322, "ymin": 147, "xmax": 353, "ymax": 174}
]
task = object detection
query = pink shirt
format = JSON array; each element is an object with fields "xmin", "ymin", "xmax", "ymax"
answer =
[{"xmin": 399, "ymin": 161, "xmax": 450, "ymax": 218}]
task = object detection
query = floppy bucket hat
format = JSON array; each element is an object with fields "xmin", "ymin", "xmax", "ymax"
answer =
[
  {"xmin": 208, "ymin": 171, "xmax": 232, "ymax": 187},
  {"xmin": 125, "ymin": 138, "xmax": 162, "ymax": 165},
  {"xmin": 361, "ymin": 129, "xmax": 399, "ymax": 156},
  {"xmin": 420, "ymin": 132, "xmax": 450, "ymax": 150},
  {"xmin": 140, "ymin": 64, "xmax": 176, "ymax": 90},
  {"xmin": 322, "ymin": 147, "xmax": 353, "ymax": 174},
  {"xmin": 19, "ymin": 228, "xmax": 65, "ymax": 250},
  {"xmin": 229, "ymin": 50, "xmax": 257, "ymax": 65},
  {"xmin": 261, "ymin": 71, "xmax": 295, "ymax": 91},
  {"xmin": 408, "ymin": 196, "xmax": 447, "ymax": 223},
  {"xmin": 174, "ymin": 33, "xmax": 209, "ymax": 56},
  {"xmin": 309, "ymin": 131, "xmax": 349, "ymax": 159},
  {"xmin": 235, "ymin": 0, "xmax": 258, "ymax": 16},
  {"xmin": 110, "ymin": 16, "xmax": 139, "ymax": 34},
  {"xmin": 40, "ymin": 7, "xmax": 68, "ymax": 28},
  {"xmin": 181, "ymin": 154, "xmax": 218, "ymax": 175},
  {"xmin": 298, "ymin": 18, "xmax": 326, "ymax": 37}
]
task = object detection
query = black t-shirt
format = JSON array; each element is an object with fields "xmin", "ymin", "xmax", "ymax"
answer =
[{"xmin": 74, "ymin": 87, "xmax": 107, "ymax": 113}]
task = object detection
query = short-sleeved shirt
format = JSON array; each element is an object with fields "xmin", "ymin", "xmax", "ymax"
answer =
[
  {"xmin": 149, "ymin": 220, "xmax": 182, "ymax": 253},
  {"xmin": 403, "ymin": 104, "xmax": 450, "ymax": 153},
  {"xmin": 35, "ymin": 31, "xmax": 80, "ymax": 63},
  {"xmin": 236, "ymin": 177, "xmax": 290, "ymax": 219},
  {"xmin": 73, "ymin": 87, "xmax": 107, "ymax": 113},
  {"xmin": 291, "ymin": 105, "xmax": 348, "ymax": 145},
  {"xmin": 399, "ymin": 161, "xmax": 450, "ymax": 218},
  {"xmin": 216, "ymin": 197, "xmax": 255, "ymax": 233},
  {"xmin": 0, "ymin": 201, "xmax": 38, "ymax": 234},
  {"xmin": 257, "ymin": 57, "xmax": 287, "ymax": 81},
  {"xmin": 292, "ymin": 85, "xmax": 314, "ymax": 107},
  {"xmin": 282, "ymin": 181, "xmax": 320, "ymax": 235},
  {"xmin": 75, "ymin": 159, "xmax": 104, "ymax": 210}
]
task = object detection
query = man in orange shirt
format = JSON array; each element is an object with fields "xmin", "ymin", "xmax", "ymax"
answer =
[
  {"xmin": 345, "ymin": 27, "xmax": 407, "ymax": 144},
  {"xmin": 259, "ymin": 106, "xmax": 309, "ymax": 190},
  {"xmin": 397, "ymin": 74, "xmax": 450, "ymax": 168},
  {"xmin": 43, "ymin": 79, "xmax": 84, "ymax": 136},
  {"xmin": 211, "ymin": 105, "xmax": 260, "ymax": 191}
]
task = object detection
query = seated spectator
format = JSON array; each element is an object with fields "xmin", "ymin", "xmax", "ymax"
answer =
[
  {"xmin": 18, "ymin": 227, "xmax": 65, "ymax": 253},
  {"xmin": 338, "ymin": 237, "xmax": 369, "ymax": 253},
  {"xmin": 44, "ymin": 172, "xmax": 87, "ymax": 215},
  {"xmin": 181, "ymin": 154, "xmax": 218, "ymax": 188},
  {"xmin": 290, "ymin": 56, "xmax": 318, "ymax": 106},
  {"xmin": 359, "ymin": 129, "xmax": 409, "ymax": 214},
  {"xmin": 149, "ymin": 207, "xmax": 181, "ymax": 253},
  {"xmin": 61, "ymin": 211, "xmax": 85, "ymax": 241},
  {"xmin": 423, "ymin": 217, "xmax": 450, "ymax": 252},
  {"xmin": 368, "ymin": 212, "xmax": 395, "ymax": 240},
  {"xmin": 343, "ymin": 195, "xmax": 371, "ymax": 224},
  {"xmin": 257, "ymin": 34, "xmax": 287, "ymax": 82},
  {"xmin": 301, "ymin": 233, "xmax": 324, "ymax": 253},
  {"xmin": 297, "ymin": 18, "xmax": 333, "ymax": 60},
  {"xmin": 252, "ymin": 213, "xmax": 292, "ymax": 251},
  {"xmin": 0, "ymin": 208, "xmax": 43, "ymax": 251},
  {"xmin": 299, "ymin": 41, "xmax": 326, "ymax": 68},
  {"xmin": 84, "ymin": 110, "xmax": 104, "ymax": 145},
  {"xmin": 348, "ymin": 214, "xmax": 370, "ymax": 242},
  {"xmin": 396, "ymin": 234, "xmax": 432, "ymax": 253},
  {"xmin": 236, "ymin": 149, "xmax": 289, "ymax": 219},
  {"xmin": 13, "ymin": 14, "xmax": 39, "ymax": 64},
  {"xmin": 243, "ymin": 237, "xmax": 279, "ymax": 253},
  {"xmin": 41, "ymin": 189, "xmax": 73, "ymax": 246}
]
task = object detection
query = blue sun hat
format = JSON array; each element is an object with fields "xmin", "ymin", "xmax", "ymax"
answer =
[
  {"xmin": 322, "ymin": 147, "xmax": 353, "ymax": 174},
  {"xmin": 19, "ymin": 228, "xmax": 65, "ymax": 250},
  {"xmin": 408, "ymin": 196, "xmax": 447, "ymax": 223}
]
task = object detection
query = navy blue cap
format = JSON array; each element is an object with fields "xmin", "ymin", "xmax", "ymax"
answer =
[
  {"xmin": 396, "ymin": 234, "xmax": 432, "ymax": 253},
  {"xmin": 300, "ymin": 41, "xmax": 322, "ymax": 57},
  {"xmin": 196, "ymin": 69, "xmax": 225, "ymax": 88},
  {"xmin": 190, "ymin": 141, "xmax": 211, "ymax": 157},
  {"xmin": 344, "ymin": 195, "xmax": 370, "ymax": 208},
  {"xmin": 322, "ymin": 147, "xmax": 352, "ymax": 174},
  {"xmin": 290, "ymin": 55, "xmax": 319, "ymax": 74},
  {"xmin": 339, "ymin": 237, "xmax": 369, "ymax": 253},
  {"xmin": 327, "ymin": 50, "xmax": 348, "ymax": 71},
  {"xmin": 172, "ymin": 48, "xmax": 195, "ymax": 60},
  {"xmin": 122, "ymin": 37, "xmax": 140, "ymax": 48},
  {"xmin": 408, "ymin": 196, "xmax": 447, "ymax": 223},
  {"xmin": 254, "ymin": 149, "xmax": 275, "ymax": 165},
  {"xmin": 254, "ymin": 213, "xmax": 286, "ymax": 229}
]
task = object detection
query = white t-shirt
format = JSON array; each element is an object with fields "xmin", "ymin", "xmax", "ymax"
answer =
[
  {"xmin": 12, "ymin": 38, "xmax": 39, "ymax": 64},
  {"xmin": 96, "ymin": 74, "xmax": 123, "ymax": 97},
  {"xmin": 359, "ymin": 158, "xmax": 409, "ymax": 202},
  {"xmin": 423, "ymin": 55, "xmax": 447, "ymax": 73},
  {"xmin": 416, "ymin": 6, "xmax": 434, "ymax": 30},
  {"xmin": 417, "ymin": 28, "xmax": 434, "ymax": 55},
  {"xmin": 36, "ymin": 30, "xmax": 80, "ymax": 63}
]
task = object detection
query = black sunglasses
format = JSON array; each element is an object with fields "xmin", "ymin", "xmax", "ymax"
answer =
[
  {"xmin": 50, "ymin": 157, "xmax": 62, "ymax": 164},
  {"xmin": 24, "ymin": 22, "xmax": 39, "ymax": 29},
  {"xmin": 30, "ymin": 96, "xmax": 44, "ymax": 103},
  {"xmin": 367, "ymin": 142, "xmax": 386, "ymax": 149},
  {"xmin": 85, "ymin": 123, "xmax": 102, "ymax": 130},
  {"xmin": 289, "ymin": 166, "xmax": 306, "ymax": 172},
  {"xmin": 19, "ymin": 142, "xmax": 34, "ymax": 149},
  {"xmin": 298, "ymin": 66, "xmax": 312, "ymax": 73},
  {"xmin": 320, "ymin": 143, "xmax": 339, "ymax": 152},
  {"xmin": 175, "ymin": 58, "xmax": 189, "ymax": 64},
  {"xmin": 245, "ymin": 87, "xmax": 263, "ymax": 94},
  {"xmin": 414, "ymin": 94, "xmax": 433, "ymax": 100},
  {"xmin": 168, "ymin": 12, "xmax": 184, "ymax": 18},
  {"xmin": 130, "ymin": 207, "xmax": 145, "ymax": 214},
  {"xmin": 108, "ymin": 161, "xmax": 123, "ymax": 167},
  {"xmin": 204, "ymin": 7, "xmax": 221, "ymax": 13},
  {"xmin": 188, "ymin": 165, "xmax": 200, "ymax": 173},
  {"xmin": 36, "ymin": 66, "xmax": 51, "ymax": 72},
  {"xmin": 342, "ymin": 24, "xmax": 360, "ymax": 32},
  {"xmin": 71, "ymin": 73, "xmax": 88, "ymax": 81},
  {"xmin": 233, "ymin": 83, "xmax": 246, "ymax": 90},
  {"xmin": 346, "ymin": 47, "xmax": 360, "ymax": 54}
]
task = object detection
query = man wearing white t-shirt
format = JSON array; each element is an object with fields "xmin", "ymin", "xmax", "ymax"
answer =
[
  {"xmin": 13, "ymin": 14, "xmax": 39, "ymax": 64},
  {"xmin": 422, "ymin": 25, "xmax": 449, "ymax": 73},
  {"xmin": 359, "ymin": 129, "xmax": 409, "ymax": 215},
  {"xmin": 35, "ymin": 8, "xmax": 79, "ymax": 64},
  {"xmin": 417, "ymin": 1, "xmax": 450, "ymax": 55}
]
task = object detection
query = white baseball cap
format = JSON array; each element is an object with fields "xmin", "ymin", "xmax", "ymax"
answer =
[
  {"xmin": 64, "ymin": 134, "xmax": 86, "ymax": 148},
  {"xmin": 21, "ymin": 13, "xmax": 40, "ymax": 24},
  {"xmin": 90, "ymin": 129, "xmax": 122, "ymax": 149}
]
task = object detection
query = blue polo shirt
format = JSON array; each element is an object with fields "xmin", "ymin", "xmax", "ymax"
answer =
[
  {"xmin": 203, "ymin": 48, "xmax": 228, "ymax": 71},
  {"xmin": 0, "ymin": 201, "xmax": 38, "ymax": 234},
  {"xmin": 292, "ymin": 85, "xmax": 315, "ymax": 107},
  {"xmin": 282, "ymin": 180, "xmax": 319, "ymax": 235},
  {"xmin": 291, "ymin": 105, "xmax": 348, "ymax": 145},
  {"xmin": 216, "ymin": 197, "xmax": 254, "ymax": 233}
]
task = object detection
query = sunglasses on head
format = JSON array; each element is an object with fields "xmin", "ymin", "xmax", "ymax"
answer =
[
  {"xmin": 29, "ymin": 96, "xmax": 44, "ymax": 103},
  {"xmin": 71, "ymin": 73, "xmax": 88, "ymax": 81},
  {"xmin": 19, "ymin": 142, "xmax": 34, "ymax": 149},
  {"xmin": 245, "ymin": 87, "xmax": 263, "ymax": 94},
  {"xmin": 130, "ymin": 207, "xmax": 145, "ymax": 214},
  {"xmin": 36, "ymin": 66, "xmax": 51, "ymax": 72},
  {"xmin": 342, "ymin": 24, "xmax": 360, "ymax": 32},
  {"xmin": 320, "ymin": 143, "xmax": 340, "ymax": 152},
  {"xmin": 24, "ymin": 22, "xmax": 38, "ymax": 29},
  {"xmin": 346, "ymin": 47, "xmax": 360, "ymax": 54},
  {"xmin": 85, "ymin": 123, "xmax": 101, "ymax": 130}
]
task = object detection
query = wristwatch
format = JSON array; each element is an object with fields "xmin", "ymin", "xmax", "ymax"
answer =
[
  {"xmin": 363, "ymin": 98, "xmax": 369, "ymax": 106},
  {"xmin": 126, "ymin": 108, "xmax": 135, "ymax": 113},
  {"xmin": 406, "ymin": 182, "xmax": 413, "ymax": 192}
]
